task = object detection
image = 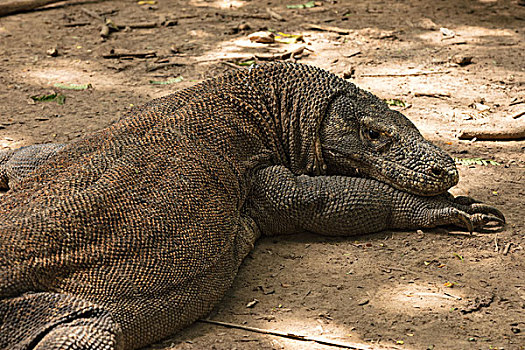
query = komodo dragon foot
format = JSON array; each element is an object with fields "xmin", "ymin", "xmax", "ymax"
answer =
[{"xmin": 394, "ymin": 192, "xmax": 506, "ymax": 233}]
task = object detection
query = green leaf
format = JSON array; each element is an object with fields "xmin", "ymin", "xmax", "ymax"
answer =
[
  {"xmin": 287, "ymin": 1, "xmax": 316, "ymax": 9},
  {"xmin": 149, "ymin": 76, "xmax": 184, "ymax": 85},
  {"xmin": 237, "ymin": 60, "xmax": 256, "ymax": 66},
  {"xmin": 453, "ymin": 253, "xmax": 464, "ymax": 261},
  {"xmin": 53, "ymin": 83, "xmax": 92, "ymax": 90},
  {"xmin": 453, "ymin": 157, "xmax": 500, "ymax": 166},
  {"xmin": 31, "ymin": 93, "xmax": 66, "ymax": 105},
  {"xmin": 55, "ymin": 94, "xmax": 66, "ymax": 105},
  {"xmin": 304, "ymin": 1, "xmax": 316, "ymax": 8},
  {"xmin": 384, "ymin": 98, "xmax": 406, "ymax": 107}
]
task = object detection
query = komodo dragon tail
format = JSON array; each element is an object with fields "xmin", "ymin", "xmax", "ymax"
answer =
[{"xmin": 0, "ymin": 292, "xmax": 121, "ymax": 350}]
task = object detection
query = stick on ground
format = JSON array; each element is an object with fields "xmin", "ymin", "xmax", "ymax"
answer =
[
  {"xmin": 198, "ymin": 319, "xmax": 391, "ymax": 350},
  {"xmin": 361, "ymin": 71, "xmax": 450, "ymax": 77},
  {"xmin": 458, "ymin": 124, "xmax": 525, "ymax": 140},
  {"xmin": 103, "ymin": 49, "xmax": 157, "ymax": 59},
  {"xmin": 303, "ymin": 23, "xmax": 351, "ymax": 35},
  {"xmin": 0, "ymin": 0, "xmax": 66, "ymax": 17}
]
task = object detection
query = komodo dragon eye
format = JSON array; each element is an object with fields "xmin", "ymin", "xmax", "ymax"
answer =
[
  {"xmin": 366, "ymin": 129, "xmax": 380, "ymax": 140},
  {"xmin": 361, "ymin": 128, "xmax": 381, "ymax": 141}
]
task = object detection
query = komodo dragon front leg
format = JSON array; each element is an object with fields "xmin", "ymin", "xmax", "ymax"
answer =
[
  {"xmin": 1, "ymin": 145, "xmax": 505, "ymax": 234},
  {"xmin": 247, "ymin": 165, "xmax": 505, "ymax": 236}
]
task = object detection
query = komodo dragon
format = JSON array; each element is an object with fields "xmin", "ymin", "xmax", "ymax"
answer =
[{"xmin": 0, "ymin": 62, "xmax": 504, "ymax": 350}]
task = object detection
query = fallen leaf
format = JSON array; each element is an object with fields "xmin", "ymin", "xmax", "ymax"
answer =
[
  {"xmin": 248, "ymin": 31, "xmax": 275, "ymax": 43},
  {"xmin": 237, "ymin": 60, "xmax": 256, "ymax": 66},
  {"xmin": 149, "ymin": 77, "xmax": 184, "ymax": 85},
  {"xmin": 287, "ymin": 1, "xmax": 317, "ymax": 9},
  {"xmin": 53, "ymin": 83, "xmax": 92, "ymax": 90},
  {"xmin": 385, "ymin": 98, "xmax": 406, "ymax": 107},
  {"xmin": 31, "ymin": 93, "xmax": 66, "ymax": 105},
  {"xmin": 274, "ymin": 32, "xmax": 304, "ymax": 44}
]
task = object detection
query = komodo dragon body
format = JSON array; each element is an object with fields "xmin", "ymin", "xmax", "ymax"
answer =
[{"xmin": 0, "ymin": 63, "xmax": 504, "ymax": 349}]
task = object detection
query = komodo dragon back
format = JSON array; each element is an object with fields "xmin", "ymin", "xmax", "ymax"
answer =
[
  {"xmin": 0, "ymin": 63, "xmax": 347, "ymax": 349},
  {"xmin": 0, "ymin": 62, "xmax": 504, "ymax": 349}
]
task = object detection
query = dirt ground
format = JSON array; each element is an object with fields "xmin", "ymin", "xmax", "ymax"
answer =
[{"xmin": 1, "ymin": 0, "xmax": 524, "ymax": 349}]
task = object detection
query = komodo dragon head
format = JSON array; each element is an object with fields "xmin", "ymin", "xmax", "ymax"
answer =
[
  {"xmin": 319, "ymin": 88, "xmax": 459, "ymax": 196},
  {"xmin": 244, "ymin": 62, "xmax": 457, "ymax": 196}
]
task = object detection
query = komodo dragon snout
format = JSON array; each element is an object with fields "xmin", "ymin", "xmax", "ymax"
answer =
[{"xmin": 320, "ymin": 92, "xmax": 459, "ymax": 196}]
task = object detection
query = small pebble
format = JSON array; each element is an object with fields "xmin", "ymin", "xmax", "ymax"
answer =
[
  {"xmin": 358, "ymin": 298, "xmax": 369, "ymax": 306},
  {"xmin": 46, "ymin": 47, "xmax": 58, "ymax": 57}
]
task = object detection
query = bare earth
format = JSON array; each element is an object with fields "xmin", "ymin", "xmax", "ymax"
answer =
[{"xmin": 0, "ymin": 0, "xmax": 524, "ymax": 349}]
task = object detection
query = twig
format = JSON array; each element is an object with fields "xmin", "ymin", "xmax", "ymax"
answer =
[
  {"xmin": 446, "ymin": 40, "xmax": 467, "ymax": 45},
  {"xmin": 0, "ymin": 0, "xmax": 66, "ymax": 17},
  {"xmin": 220, "ymin": 12, "xmax": 271, "ymax": 20},
  {"xmin": 255, "ymin": 46, "xmax": 306, "ymax": 61},
  {"xmin": 458, "ymin": 125, "xmax": 525, "ymax": 140},
  {"xmin": 380, "ymin": 265, "xmax": 417, "ymax": 275},
  {"xmin": 146, "ymin": 61, "xmax": 187, "ymax": 72},
  {"xmin": 63, "ymin": 21, "xmax": 91, "ymax": 27},
  {"xmin": 512, "ymin": 111, "xmax": 525, "ymax": 119},
  {"xmin": 81, "ymin": 7, "xmax": 103, "ymax": 21},
  {"xmin": 414, "ymin": 92, "xmax": 451, "ymax": 98},
  {"xmin": 412, "ymin": 292, "xmax": 461, "ymax": 300},
  {"xmin": 221, "ymin": 61, "xmax": 241, "ymax": 70},
  {"xmin": 443, "ymin": 292, "xmax": 463, "ymax": 300},
  {"xmin": 198, "ymin": 319, "xmax": 381, "ymax": 349},
  {"xmin": 266, "ymin": 8, "xmax": 285, "ymax": 21},
  {"xmin": 361, "ymin": 70, "xmax": 450, "ymax": 77},
  {"xmin": 195, "ymin": 54, "xmax": 255, "ymax": 63},
  {"xmin": 173, "ymin": 14, "xmax": 198, "ymax": 20},
  {"xmin": 494, "ymin": 234, "xmax": 499, "ymax": 252},
  {"xmin": 503, "ymin": 242, "xmax": 512, "ymax": 255},
  {"xmin": 303, "ymin": 23, "xmax": 351, "ymax": 35},
  {"xmin": 344, "ymin": 50, "xmax": 361, "ymax": 58},
  {"xmin": 103, "ymin": 49, "xmax": 157, "ymax": 59},
  {"xmin": 509, "ymin": 99, "xmax": 524, "ymax": 106},
  {"xmin": 115, "ymin": 21, "xmax": 157, "ymax": 29}
]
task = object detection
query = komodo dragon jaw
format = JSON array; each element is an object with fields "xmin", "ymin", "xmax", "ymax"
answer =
[{"xmin": 320, "ymin": 92, "xmax": 459, "ymax": 196}]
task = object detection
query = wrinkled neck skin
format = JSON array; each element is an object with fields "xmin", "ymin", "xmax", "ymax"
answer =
[
  {"xmin": 319, "ymin": 88, "xmax": 459, "ymax": 196},
  {"xmin": 241, "ymin": 63, "xmax": 349, "ymax": 176}
]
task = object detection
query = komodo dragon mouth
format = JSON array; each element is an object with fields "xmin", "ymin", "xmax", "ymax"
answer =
[{"xmin": 323, "ymin": 147, "xmax": 459, "ymax": 196}]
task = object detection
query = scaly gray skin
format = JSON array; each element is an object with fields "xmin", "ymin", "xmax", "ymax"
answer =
[
  {"xmin": 0, "ymin": 63, "xmax": 504, "ymax": 350},
  {"xmin": 0, "ymin": 144, "xmax": 64, "ymax": 190}
]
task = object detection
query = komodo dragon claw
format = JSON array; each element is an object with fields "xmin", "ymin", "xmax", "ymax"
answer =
[{"xmin": 421, "ymin": 194, "xmax": 506, "ymax": 234}]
